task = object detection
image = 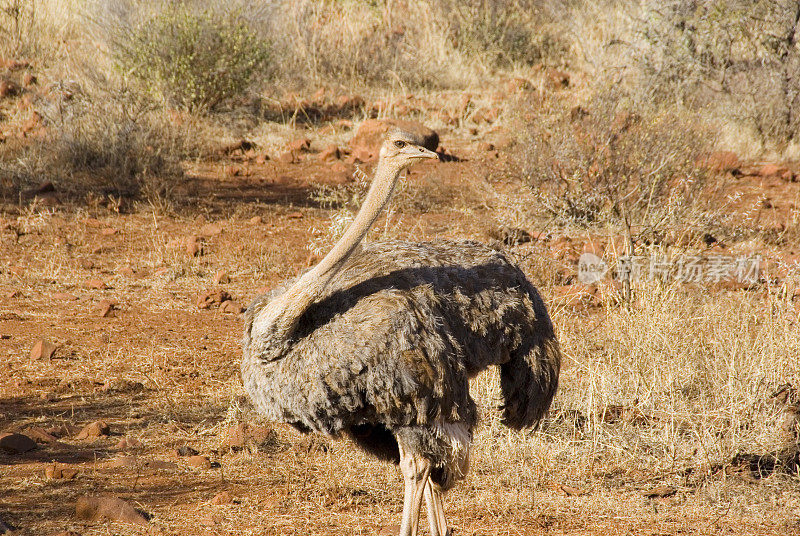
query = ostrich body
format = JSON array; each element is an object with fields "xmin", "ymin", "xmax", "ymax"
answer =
[{"xmin": 242, "ymin": 131, "xmax": 560, "ymax": 536}]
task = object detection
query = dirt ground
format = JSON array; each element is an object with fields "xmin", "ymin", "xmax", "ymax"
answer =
[{"xmin": 2, "ymin": 131, "xmax": 800, "ymax": 536}]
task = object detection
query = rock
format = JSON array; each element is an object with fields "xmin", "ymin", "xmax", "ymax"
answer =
[
  {"xmin": 210, "ymin": 491, "xmax": 234, "ymax": 505},
  {"xmin": 45, "ymin": 424, "xmax": 81, "ymax": 438},
  {"xmin": 23, "ymin": 426, "xmax": 59, "ymax": 444},
  {"xmin": 75, "ymin": 421, "xmax": 110, "ymax": 440},
  {"xmin": 759, "ymin": 163, "xmax": 789, "ymax": 178},
  {"xmin": 117, "ymin": 267, "xmax": 135, "ymax": 277},
  {"xmin": 220, "ymin": 423, "xmax": 276, "ymax": 453},
  {"xmin": 185, "ymin": 455, "xmax": 212, "ymax": 469},
  {"xmin": 287, "ymin": 211, "xmax": 304, "ymax": 219},
  {"xmin": 185, "ymin": 235, "xmax": 202, "ymax": 257},
  {"xmin": 196, "ymin": 289, "xmax": 231, "ymax": 309},
  {"xmin": 45, "ymin": 463, "xmax": 79, "ymax": 480},
  {"xmin": 642, "ymin": 485, "xmax": 677, "ymax": 498},
  {"xmin": 100, "ymin": 227, "xmax": 118, "ymax": 236},
  {"xmin": 213, "ymin": 270, "xmax": 230, "ymax": 285},
  {"xmin": 174, "ymin": 445, "xmax": 199, "ymax": 457},
  {"xmin": 0, "ymin": 433, "xmax": 38, "ymax": 454},
  {"xmin": 559, "ymin": 484, "xmax": 588, "ymax": 496},
  {"xmin": 319, "ymin": 144, "xmax": 341, "ymax": 162},
  {"xmin": 349, "ymin": 119, "xmax": 438, "ymax": 162},
  {"xmin": 74, "ymin": 496, "xmax": 149, "ymax": 525},
  {"xmin": 83, "ymin": 279, "xmax": 108, "ymax": 290},
  {"xmin": 200, "ymin": 223, "xmax": 222, "ymax": 237},
  {"xmin": 248, "ymin": 216, "xmax": 262, "ymax": 224},
  {"xmin": 285, "ymin": 138, "xmax": 311, "ymax": 153},
  {"xmin": 220, "ymin": 300, "xmax": 244, "ymax": 314},
  {"xmin": 30, "ymin": 339, "xmax": 57, "ymax": 360},
  {"xmin": 114, "ymin": 437, "xmax": 142, "ymax": 450},
  {"xmin": 96, "ymin": 299, "xmax": 116, "ymax": 318},
  {"xmin": 0, "ymin": 79, "xmax": 20, "ymax": 99}
]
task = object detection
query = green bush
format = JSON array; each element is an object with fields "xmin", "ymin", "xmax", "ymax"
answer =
[{"xmin": 110, "ymin": 4, "xmax": 270, "ymax": 112}]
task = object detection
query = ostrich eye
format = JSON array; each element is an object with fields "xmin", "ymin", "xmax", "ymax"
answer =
[{"xmin": 394, "ymin": 140, "xmax": 406, "ymax": 148}]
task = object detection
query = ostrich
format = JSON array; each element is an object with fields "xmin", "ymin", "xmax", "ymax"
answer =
[{"xmin": 242, "ymin": 130, "xmax": 560, "ymax": 536}]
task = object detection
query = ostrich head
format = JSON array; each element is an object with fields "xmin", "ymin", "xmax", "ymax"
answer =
[{"xmin": 378, "ymin": 130, "xmax": 439, "ymax": 170}]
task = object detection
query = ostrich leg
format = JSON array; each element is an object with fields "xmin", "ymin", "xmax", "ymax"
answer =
[
  {"xmin": 424, "ymin": 479, "xmax": 448, "ymax": 536},
  {"xmin": 397, "ymin": 440, "xmax": 431, "ymax": 536}
]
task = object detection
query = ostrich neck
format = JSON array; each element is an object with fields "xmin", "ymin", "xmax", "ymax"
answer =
[{"xmin": 254, "ymin": 157, "xmax": 405, "ymax": 342}]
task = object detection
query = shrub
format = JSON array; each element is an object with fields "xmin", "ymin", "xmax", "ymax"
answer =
[
  {"xmin": 107, "ymin": 2, "xmax": 271, "ymax": 112},
  {"xmin": 517, "ymin": 90, "xmax": 712, "ymax": 235}
]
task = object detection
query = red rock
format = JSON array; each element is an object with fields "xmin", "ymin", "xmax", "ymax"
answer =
[
  {"xmin": 559, "ymin": 484, "xmax": 589, "ymax": 496},
  {"xmin": 220, "ymin": 423, "xmax": 275, "ymax": 452},
  {"xmin": 0, "ymin": 79, "xmax": 19, "ymax": 98},
  {"xmin": 349, "ymin": 119, "xmax": 438, "ymax": 162},
  {"xmin": 287, "ymin": 211, "xmax": 303, "ymax": 219},
  {"xmin": 759, "ymin": 163, "xmax": 789, "ymax": 178},
  {"xmin": 213, "ymin": 270, "xmax": 230, "ymax": 285},
  {"xmin": 100, "ymin": 227, "xmax": 118, "ymax": 236},
  {"xmin": 196, "ymin": 289, "xmax": 231, "ymax": 309},
  {"xmin": 210, "ymin": 491, "xmax": 234, "ymax": 505},
  {"xmin": 75, "ymin": 495, "xmax": 149, "ymax": 525},
  {"xmin": 76, "ymin": 421, "xmax": 110, "ymax": 440},
  {"xmin": 114, "ymin": 437, "xmax": 142, "ymax": 450},
  {"xmin": 319, "ymin": 144, "xmax": 341, "ymax": 162},
  {"xmin": 0, "ymin": 432, "xmax": 38, "ymax": 454},
  {"xmin": 200, "ymin": 223, "xmax": 222, "ymax": 237},
  {"xmin": 23, "ymin": 427, "xmax": 59, "ymax": 444},
  {"xmin": 30, "ymin": 339, "xmax": 57, "ymax": 360},
  {"xmin": 248, "ymin": 216, "xmax": 262, "ymax": 224},
  {"xmin": 45, "ymin": 424, "xmax": 81, "ymax": 438},
  {"xmin": 117, "ymin": 267, "xmax": 135, "ymax": 277},
  {"xmin": 45, "ymin": 463, "xmax": 78, "ymax": 480},
  {"xmin": 96, "ymin": 299, "xmax": 116, "ymax": 318},
  {"xmin": 220, "ymin": 300, "xmax": 244, "ymax": 314},
  {"xmin": 83, "ymin": 279, "xmax": 108, "ymax": 290},
  {"xmin": 52, "ymin": 292, "xmax": 78, "ymax": 301},
  {"xmin": 185, "ymin": 455, "xmax": 212, "ymax": 469},
  {"xmin": 286, "ymin": 138, "xmax": 311, "ymax": 153}
]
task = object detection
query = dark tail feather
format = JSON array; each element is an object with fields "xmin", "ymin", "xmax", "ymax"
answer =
[{"xmin": 499, "ymin": 329, "xmax": 561, "ymax": 430}]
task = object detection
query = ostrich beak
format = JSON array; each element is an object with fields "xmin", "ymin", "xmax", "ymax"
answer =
[{"xmin": 404, "ymin": 145, "xmax": 440, "ymax": 160}]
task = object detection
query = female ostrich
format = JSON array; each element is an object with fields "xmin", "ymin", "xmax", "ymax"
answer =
[{"xmin": 242, "ymin": 130, "xmax": 560, "ymax": 536}]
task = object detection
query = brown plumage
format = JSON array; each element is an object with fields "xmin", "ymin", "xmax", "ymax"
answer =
[{"xmin": 242, "ymin": 130, "xmax": 560, "ymax": 536}]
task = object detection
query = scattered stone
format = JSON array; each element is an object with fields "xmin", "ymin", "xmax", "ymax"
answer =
[
  {"xmin": 52, "ymin": 292, "xmax": 78, "ymax": 301},
  {"xmin": 45, "ymin": 463, "xmax": 79, "ymax": 480},
  {"xmin": 349, "ymin": 119, "xmax": 438, "ymax": 162},
  {"xmin": 285, "ymin": 137, "xmax": 311, "ymax": 153},
  {"xmin": 174, "ymin": 445, "xmax": 199, "ymax": 457},
  {"xmin": 45, "ymin": 424, "xmax": 81, "ymax": 438},
  {"xmin": 185, "ymin": 455, "xmax": 212, "ymax": 469},
  {"xmin": 96, "ymin": 299, "xmax": 116, "ymax": 318},
  {"xmin": 759, "ymin": 163, "xmax": 790, "ymax": 178},
  {"xmin": 30, "ymin": 339, "xmax": 57, "ymax": 360},
  {"xmin": 117, "ymin": 266, "xmax": 135, "ymax": 277},
  {"xmin": 559, "ymin": 484, "xmax": 588, "ymax": 496},
  {"xmin": 0, "ymin": 79, "xmax": 20, "ymax": 99},
  {"xmin": 213, "ymin": 270, "xmax": 230, "ymax": 285},
  {"xmin": 287, "ymin": 211, "xmax": 303, "ymax": 219},
  {"xmin": 196, "ymin": 289, "xmax": 231, "ymax": 309},
  {"xmin": 75, "ymin": 421, "xmax": 110, "ymax": 440},
  {"xmin": 220, "ymin": 300, "xmax": 244, "ymax": 314},
  {"xmin": 200, "ymin": 223, "xmax": 222, "ymax": 237},
  {"xmin": 220, "ymin": 423, "xmax": 276, "ymax": 453},
  {"xmin": 100, "ymin": 227, "xmax": 118, "ymax": 236},
  {"xmin": 248, "ymin": 216, "xmax": 262, "ymax": 224},
  {"xmin": 114, "ymin": 437, "xmax": 142, "ymax": 450},
  {"xmin": 0, "ymin": 432, "xmax": 38, "ymax": 454},
  {"xmin": 83, "ymin": 279, "xmax": 108, "ymax": 290},
  {"xmin": 210, "ymin": 491, "xmax": 234, "ymax": 505},
  {"xmin": 642, "ymin": 485, "xmax": 677, "ymax": 498},
  {"xmin": 75, "ymin": 496, "xmax": 149, "ymax": 526},
  {"xmin": 23, "ymin": 426, "xmax": 59, "ymax": 444},
  {"xmin": 319, "ymin": 144, "xmax": 341, "ymax": 162}
]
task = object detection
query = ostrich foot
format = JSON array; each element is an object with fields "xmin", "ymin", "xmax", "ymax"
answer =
[{"xmin": 424, "ymin": 479, "xmax": 449, "ymax": 536}]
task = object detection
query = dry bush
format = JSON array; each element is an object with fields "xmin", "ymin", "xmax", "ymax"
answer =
[
  {"xmin": 1, "ymin": 84, "xmax": 186, "ymax": 206},
  {"xmin": 92, "ymin": 0, "xmax": 271, "ymax": 113},
  {"xmin": 516, "ymin": 90, "xmax": 715, "ymax": 241}
]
